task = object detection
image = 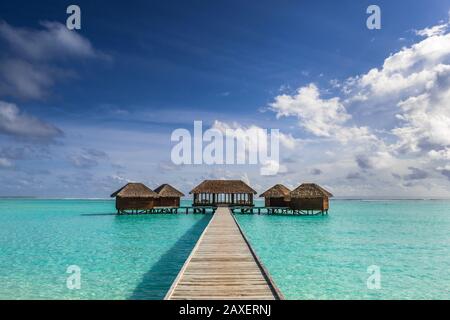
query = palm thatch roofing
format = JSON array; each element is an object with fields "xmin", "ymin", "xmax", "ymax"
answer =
[
  {"xmin": 190, "ymin": 180, "xmax": 257, "ymax": 194},
  {"xmin": 290, "ymin": 183, "xmax": 333, "ymax": 199},
  {"xmin": 154, "ymin": 184, "xmax": 185, "ymax": 198},
  {"xmin": 110, "ymin": 183, "xmax": 159, "ymax": 198},
  {"xmin": 259, "ymin": 184, "xmax": 291, "ymax": 198}
]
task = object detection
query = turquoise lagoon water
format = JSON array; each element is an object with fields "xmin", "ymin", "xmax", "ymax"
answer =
[
  {"xmin": 0, "ymin": 199, "xmax": 210, "ymax": 300},
  {"xmin": 236, "ymin": 200, "xmax": 450, "ymax": 299},
  {"xmin": 0, "ymin": 199, "xmax": 449, "ymax": 299}
]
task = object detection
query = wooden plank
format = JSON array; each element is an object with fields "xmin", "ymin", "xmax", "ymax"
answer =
[{"xmin": 165, "ymin": 207, "xmax": 283, "ymax": 300}]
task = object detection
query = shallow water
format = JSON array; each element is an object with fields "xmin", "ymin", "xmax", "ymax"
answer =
[
  {"xmin": 0, "ymin": 199, "xmax": 210, "ymax": 300},
  {"xmin": 1, "ymin": 199, "xmax": 449, "ymax": 299},
  {"xmin": 236, "ymin": 200, "xmax": 450, "ymax": 299}
]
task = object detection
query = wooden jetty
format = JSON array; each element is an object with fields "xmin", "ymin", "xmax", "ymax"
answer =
[{"xmin": 165, "ymin": 207, "xmax": 283, "ymax": 300}]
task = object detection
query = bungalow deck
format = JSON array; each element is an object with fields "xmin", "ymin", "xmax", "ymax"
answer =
[{"xmin": 165, "ymin": 207, "xmax": 283, "ymax": 300}]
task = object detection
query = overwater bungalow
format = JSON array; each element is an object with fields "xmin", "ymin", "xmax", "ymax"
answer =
[
  {"xmin": 110, "ymin": 183, "xmax": 159, "ymax": 213},
  {"xmin": 190, "ymin": 180, "xmax": 257, "ymax": 206},
  {"xmin": 154, "ymin": 184, "xmax": 184, "ymax": 207},
  {"xmin": 259, "ymin": 184, "xmax": 291, "ymax": 207},
  {"xmin": 290, "ymin": 183, "xmax": 333, "ymax": 214}
]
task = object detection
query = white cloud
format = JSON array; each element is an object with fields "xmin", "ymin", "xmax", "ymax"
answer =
[
  {"xmin": 0, "ymin": 21, "xmax": 107, "ymax": 100},
  {"xmin": 260, "ymin": 159, "xmax": 288, "ymax": 176},
  {"xmin": 0, "ymin": 21, "xmax": 100, "ymax": 61},
  {"xmin": 415, "ymin": 23, "xmax": 448, "ymax": 38},
  {"xmin": 211, "ymin": 120, "xmax": 298, "ymax": 175},
  {"xmin": 0, "ymin": 59, "xmax": 58, "ymax": 100},
  {"xmin": 270, "ymin": 83, "xmax": 376, "ymax": 144},
  {"xmin": 428, "ymin": 148, "xmax": 450, "ymax": 160},
  {"xmin": 340, "ymin": 22, "xmax": 450, "ymax": 159},
  {"xmin": 356, "ymin": 151, "xmax": 397, "ymax": 170},
  {"xmin": 0, "ymin": 157, "xmax": 14, "ymax": 168},
  {"xmin": 212, "ymin": 120, "xmax": 298, "ymax": 151},
  {"xmin": 0, "ymin": 101, "xmax": 62, "ymax": 139},
  {"xmin": 266, "ymin": 16, "xmax": 450, "ymax": 196},
  {"xmin": 270, "ymin": 84, "xmax": 349, "ymax": 137},
  {"xmin": 393, "ymin": 76, "xmax": 450, "ymax": 153},
  {"xmin": 343, "ymin": 34, "xmax": 450, "ymax": 103}
]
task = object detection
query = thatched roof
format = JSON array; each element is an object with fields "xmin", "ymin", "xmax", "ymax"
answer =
[
  {"xmin": 154, "ymin": 184, "xmax": 185, "ymax": 197},
  {"xmin": 259, "ymin": 184, "xmax": 291, "ymax": 198},
  {"xmin": 290, "ymin": 183, "xmax": 333, "ymax": 199},
  {"xmin": 110, "ymin": 183, "xmax": 159, "ymax": 198},
  {"xmin": 190, "ymin": 180, "xmax": 257, "ymax": 194}
]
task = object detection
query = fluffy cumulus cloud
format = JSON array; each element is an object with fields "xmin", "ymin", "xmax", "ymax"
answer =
[
  {"xmin": 270, "ymin": 83, "xmax": 350, "ymax": 137},
  {"xmin": 268, "ymin": 16, "xmax": 450, "ymax": 197},
  {"xmin": 393, "ymin": 69, "xmax": 450, "ymax": 152},
  {"xmin": 429, "ymin": 148, "xmax": 450, "ymax": 160},
  {"xmin": 339, "ymin": 29, "xmax": 450, "ymax": 113},
  {"xmin": 270, "ymin": 83, "xmax": 376, "ymax": 144},
  {"xmin": 212, "ymin": 120, "xmax": 298, "ymax": 150},
  {"xmin": 211, "ymin": 120, "xmax": 296, "ymax": 175}
]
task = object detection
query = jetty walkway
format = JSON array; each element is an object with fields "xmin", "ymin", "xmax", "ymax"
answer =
[{"xmin": 165, "ymin": 207, "xmax": 283, "ymax": 300}]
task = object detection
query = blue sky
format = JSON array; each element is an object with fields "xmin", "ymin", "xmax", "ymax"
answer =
[{"xmin": 1, "ymin": 0, "xmax": 450, "ymax": 198}]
